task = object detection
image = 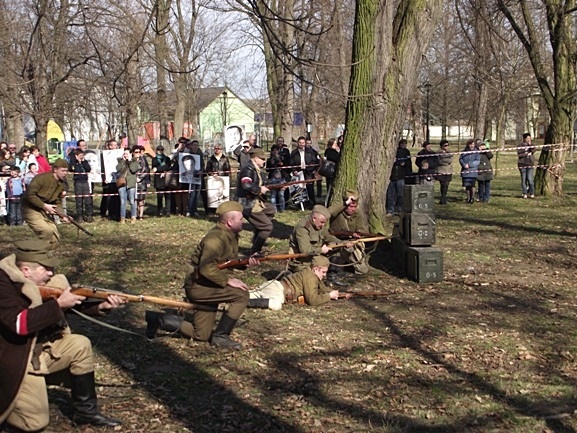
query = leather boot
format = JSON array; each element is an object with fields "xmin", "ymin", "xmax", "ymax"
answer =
[
  {"xmin": 145, "ymin": 311, "xmax": 194, "ymax": 339},
  {"xmin": 248, "ymin": 298, "xmax": 270, "ymax": 309},
  {"xmin": 210, "ymin": 315, "xmax": 242, "ymax": 350},
  {"xmin": 71, "ymin": 372, "xmax": 121, "ymax": 427},
  {"xmin": 251, "ymin": 236, "xmax": 267, "ymax": 255}
]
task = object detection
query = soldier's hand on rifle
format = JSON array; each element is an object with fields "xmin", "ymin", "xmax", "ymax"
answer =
[
  {"xmin": 227, "ymin": 278, "xmax": 248, "ymax": 291},
  {"xmin": 43, "ymin": 203, "xmax": 58, "ymax": 214},
  {"xmin": 321, "ymin": 244, "xmax": 331, "ymax": 254},
  {"xmin": 260, "ymin": 185, "xmax": 269, "ymax": 194},
  {"xmin": 329, "ymin": 290, "xmax": 340, "ymax": 300},
  {"xmin": 57, "ymin": 287, "xmax": 86, "ymax": 309},
  {"xmin": 247, "ymin": 257, "xmax": 260, "ymax": 267},
  {"xmin": 98, "ymin": 294, "xmax": 128, "ymax": 312}
]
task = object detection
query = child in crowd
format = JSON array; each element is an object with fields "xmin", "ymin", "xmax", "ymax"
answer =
[
  {"xmin": 6, "ymin": 166, "xmax": 25, "ymax": 225},
  {"xmin": 268, "ymin": 169, "xmax": 285, "ymax": 212},
  {"xmin": 23, "ymin": 162, "xmax": 38, "ymax": 186}
]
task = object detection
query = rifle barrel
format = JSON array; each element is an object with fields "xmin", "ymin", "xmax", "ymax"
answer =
[{"xmin": 53, "ymin": 208, "xmax": 93, "ymax": 236}]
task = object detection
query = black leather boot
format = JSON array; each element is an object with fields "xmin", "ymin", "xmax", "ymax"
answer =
[
  {"xmin": 210, "ymin": 315, "xmax": 242, "ymax": 349},
  {"xmin": 145, "ymin": 311, "xmax": 194, "ymax": 339},
  {"xmin": 71, "ymin": 372, "xmax": 121, "ymax": 427},
  {"xmin": 248, "ymin": 298, "xmax": 270, "ymax": 309}
]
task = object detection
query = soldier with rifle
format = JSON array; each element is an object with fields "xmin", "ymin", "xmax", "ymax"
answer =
[
  {"xmin": 22, "ymin": 158, "xmax": 71, "ymax": 246},
  {"xmin": 0, "ymin": 240, "xmax": 126, "ymax": 431},
  {"xmin": 248, "ymin": 255, "xmax": 352, "ymax": 309},
  {"xmin": 288, "ymin": 205, "xmax": 352, "ymax": 273},
  {"xmin": 237, "ymin": 147, "xmax": 276, "ymax": 255},
  {"xmin": 146, "ymin": 201, "xmax": 258, "ymax": 350},
  {"xmin": 328, "ymin": 188, "xmax": 371, "ymax": 275}
]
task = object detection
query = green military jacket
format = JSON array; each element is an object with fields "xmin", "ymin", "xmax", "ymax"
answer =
[
  {"xmin": 328, "ymin": 203, "xmax": 368, "ymax": 234},
  {"xmin": 184, "ymin": 222, "xmax": 239, "ymax": 294},
  {"xmin": 283, "ymin": 267, "xmax": 331, "ymax": 306},
  {"xmin": 289, "ymin": 214, "xmax": 339, "ymax": 255},
  {"xmin": 22, "ymin": 172, "xmax": 65, "ymax": 211}
]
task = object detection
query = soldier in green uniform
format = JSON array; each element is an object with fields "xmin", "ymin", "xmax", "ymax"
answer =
[
  {"xmin": 288, "ymin": 205, "xmax": 345, "ymax": 272},
  {"xmin": 249, "ymin": 255, "xmax": 351, "ymax": 309},
  {"xmin": 182, "ymin": 201, "xmax": 257, "ymax": 349},
  {"xmin": 328, "ymin": 189, "xmax": 370, "ymax": 274},
  {"xmin": 22, "ymin": 158, "xmax": 70, "ymax": 246}
]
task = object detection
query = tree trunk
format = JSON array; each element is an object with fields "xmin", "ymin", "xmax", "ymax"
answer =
[
  {"xmin": 155, "ymin": 0, "xmax": 172, "ymax": 140},
  {"xmin": 334, "ymin": 0, "xmax": 441, "ymax": 233}
]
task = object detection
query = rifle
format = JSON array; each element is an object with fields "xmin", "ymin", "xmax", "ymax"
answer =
[
  {"xmin": 266, "ymin": 177, "xmax": 320, "ymax": 191},
  {"xmin": 217, "ymin": 253, "xmax": 312, "ymax": 269},
  {"xmin": 329, "ymin": 230, "xmax": 383, "ymax": 239},
  {"xmin": 327, "ymin": 235, "xmax": 390, "ymax": 250},
  {"xmin": 39, "ymin": 284, "xmax": 211, "ymax": 311},
  {"xmin": 337, "ymin": 291, "xmax": 389, "ymax": 299},
  {"xmin": 52, "ymin": 207, "xmax": 93, "ymax": 237}
]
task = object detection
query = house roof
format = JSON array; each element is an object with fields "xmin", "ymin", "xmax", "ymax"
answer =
[{"xmin": 140, "ymin": 86, "xmax": 256, "ymax": 121}]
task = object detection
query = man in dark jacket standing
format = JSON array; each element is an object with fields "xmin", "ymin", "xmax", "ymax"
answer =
[
  {"xmin": 290, "ymin": 136, "xmax": 320, "ymax": 207},
  {"xmin": 237, "ymin": 148, "xmax": 276, "ymax": 255},
  {"xmin": 68, "ymin": 149, "xmax": 93, "ymax": 222},
  {"xmin": 386, "ymin": 139, "xmax": 412, "ymax": 215},
  {"xmin": 0, "ymin": 240, "xmax": 124, "ymax": 431}
]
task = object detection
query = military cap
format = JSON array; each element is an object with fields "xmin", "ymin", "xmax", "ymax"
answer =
[
  {"xmin": 311, "ymin": 205, "xmax": 331, "ymax": 219},
  {"xmin": 14, "ymin": 240, "xmax": 60, "ymax": 268},
  {"xmin": 311, "ymin": 255, "xmax": 330, "ymax": 268},
  {"xmin": 249, "ymin": 148, "xmax": 266, "ymax": 159},
  {"xmin": 52, "ymin": 158, "xmax": 68, "ymax": 169},
  {"xmin": 343, "ymin": 189, "xmax": 359, "ymax": 201},
  {"xmin": 216, "ymin": 200, "xmax": 244, "ymax": 216}
]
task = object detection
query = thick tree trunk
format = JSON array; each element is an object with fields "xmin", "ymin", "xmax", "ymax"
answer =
[
  {"xmin": 335, "ymin": 0, "xmax": 441, "ymax": 233},
  {"xmin": 155, "ymin": 0, "xmax": 171, "ymax": 140}
]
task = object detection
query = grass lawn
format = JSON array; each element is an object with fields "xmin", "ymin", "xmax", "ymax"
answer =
[{"xmin": 2, "ymin": 151, "xmax": 577, "ymax": 432}]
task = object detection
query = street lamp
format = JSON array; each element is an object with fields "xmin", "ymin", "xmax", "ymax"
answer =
[{"xmin": 221, "ymin": 90, "xmax": 228, "ymax": 127}]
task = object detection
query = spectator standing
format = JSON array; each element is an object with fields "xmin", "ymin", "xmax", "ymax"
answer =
[
  {"xmin": 99, "ymin": 139, "xmax": 121, "ymax": 221},
  {"xmin": 436, "ymin": 139, "xmax": 453, "ymax": 205},
  {"xmin": 171, "ymin": 137, "xmax": 189, "ymax": 216},
  {"xmin": 15, "ymin": 146, "xmax": 31, "ymax": 173},
  {"xmin": 115, "ymin": 147, "xmax": 139, "ymax": 223},
  {"xmin": 6, "ymin": 166, "xmax": 25, "ymax": 225},
  {"xmin": 459, "ymin": 139, "xmax": 481, "ymax": 203},
  {"xmin": 29, "ymin": 146, "xmax": 51, "ymax": 173},
  {"xmin": 323, "ymin": 138, "xmax": 342, "ymax": 206},
  {"xmin": 205, "ymin": 144, "xmax": 231, "ymax": 214},
  {"xmin": 151, "ymin": 144, "xmax": 172, "ymax": 216},
  {"xmin": 477, "ymin": 142, "xmax": 493, "ymax": 203},
  {"xmin": 290, "ymin": 136, "xmax": 320, "ymax": 207},
  {"xmin": 517, "ymin": 132, "xmax": 536, "ymax": 199},
  {"xmin": 135, "ymin": 145, "xmax": 150, "ymax": 219},
  {"xmin": 68, "ymin": 149, "xmax": 94, "ymax": 222},
  {"xmin": 415, "ymin": 141, "xmax": 439, "ymax": 186},
  {"xmin": 386, "ymin": 138, "xmax": 412, "ymax": 215}
]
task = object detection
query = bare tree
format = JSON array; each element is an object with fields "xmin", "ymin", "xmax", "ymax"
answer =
[{"xmin": 497, "ymin": 0, "xmax": 577, "ymax": 195}]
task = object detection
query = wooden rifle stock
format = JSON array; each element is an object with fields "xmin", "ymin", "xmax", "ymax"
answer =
[
  {"xmin": 217, "ymin": 253, "xmax": 312, "ymax": 269},
  {"xmin": 327, "ymin": 235, "xmax": 390, "ymax": 250},
  {"xmin": 330, "ymin": 230, "xmax": 382, "ymax": 239},
  {"xmin": 39, "ymin": 285, "xmax": 207, "ymax": 311},
  {"xmin": 52, "ymin": 207, "xmax": 93, "ymax": 237}
]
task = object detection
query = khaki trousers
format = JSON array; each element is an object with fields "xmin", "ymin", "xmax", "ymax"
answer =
[
  {"xmin": 186, "ymin": 285, "xmax": 248, "ymax": 341},
  {"xmin": 22, "ymin": 206, "xmax": 60, "ymax": 246},
  {"xmin": 6, "ymin": 333, "xmax": 94, "ymax": 432}
]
